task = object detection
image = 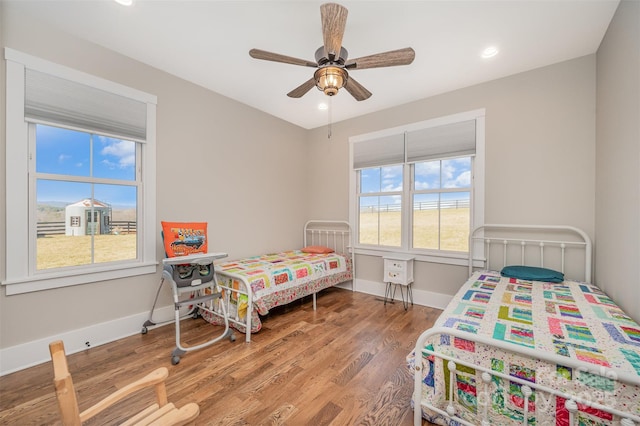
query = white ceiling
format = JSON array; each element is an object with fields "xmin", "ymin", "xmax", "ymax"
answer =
[{"xmin": 10, "ymin": 0, "xmax": 619, "ymax": 129}]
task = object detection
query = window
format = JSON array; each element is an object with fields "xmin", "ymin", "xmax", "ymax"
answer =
[
  {"xmin": 349, "ymin": 110, "xmax": 484, "ymax": 265},
  {"xmin": 35, "ymin": 124, "xmax": 139, "ymax": 270},
  {"xmin": 358, "ymin": 165, "xmax": 403, "ymax": 246},
  {"xmin": 3, "ymin": 48, "xmax": 157, "ymax": 294},
  {"xmin": 412, "ymin": 158, "xmax": 471, "ymax": 252}
]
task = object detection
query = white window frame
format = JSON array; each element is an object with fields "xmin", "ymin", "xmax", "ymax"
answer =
[
  {"xmin": 356, "ymin": 164, "xmax": 405, "ymax": 248},
  {"xmin": 349, "ymin": 109, "xmax": 485, "ymax": 266},
  {"xmin": 409, "ymin": 157, "xmax": 473, "ymax": 251},
  {"xmin": 3, "ymin": 48, "xmax": 157, "ymax": 295}
]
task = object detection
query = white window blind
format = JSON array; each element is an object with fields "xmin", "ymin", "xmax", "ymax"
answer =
[
  {"xmin": 406, "ymin": 119, "xmax": 476, "ymax": 162},
  {"xmin": 4, "ymin": 48, "xmax": 158, "ymax": 295},
  {"xmin": 25, "ymin": 69, "xmax": 148, "ymax": 141},
  {"xmin": 353, "ymin": 133, "xmax": 405, "ymax": 169}
]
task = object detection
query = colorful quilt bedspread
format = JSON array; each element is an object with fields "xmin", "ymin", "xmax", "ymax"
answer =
[
  {"xmin": 202, "ymin": 250, "xmax": 352, "ymax": 333},
  {"xmin": 410, "ymin": 271, "xmax": 640, "ymax": 425}
]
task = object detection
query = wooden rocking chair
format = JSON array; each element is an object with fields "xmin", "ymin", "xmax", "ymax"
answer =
[{"xmin": 49, "ymin": 340, "xmax": 199, "ymax": 426}]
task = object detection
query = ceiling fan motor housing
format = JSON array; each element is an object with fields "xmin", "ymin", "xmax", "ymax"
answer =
[{"xmin": 315, "ymin": 46, "xmax": 348, "ymax": 65}]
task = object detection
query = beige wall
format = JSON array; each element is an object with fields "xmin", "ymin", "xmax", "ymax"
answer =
[
  {"xmin": 3, "ymin": 0, "xmax": 637, "ymax": 354},
  {"xmin": 307, "ymin": 55, "xmax": 597, "ymax": 296},
  {"xmin": 0, "ymin": 4, "xmax": 308, "ymax": 348},
  {"xmin": 595, "ymin": 0, "xmax": 640, "ymax": 322}
]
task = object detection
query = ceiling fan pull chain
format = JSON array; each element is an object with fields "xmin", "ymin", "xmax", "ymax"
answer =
[{"xmin": 327, "ymin": 96, "xmax": 333, "ymax": 139}]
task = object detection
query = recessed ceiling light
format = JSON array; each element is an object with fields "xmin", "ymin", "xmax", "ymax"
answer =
[
  {"xmin": 481, "ymin": 46, "xmax": 499, "ymax": 59},
  {"xmin": 114, "ymin": 0, "xmax": 133, "ymax": 6},
  {"xmin": 318, "ymin": 103, "xmax": 328, "ymax": 110}
]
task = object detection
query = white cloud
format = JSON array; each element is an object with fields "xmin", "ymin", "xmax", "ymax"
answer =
[
  {"xmin": 415, "ymin": 161, "xmax": 439, "ymax": 176},
  {"xmin": 101, "ymin": 159, "xmax": 117, "ymax": 169},
  {"xmin": 444, "ymin": 170, "xmax": 471, "ymax": 188},
  {"xmin": 100, "ymin": 140, "xmax": 135, "ymax": 168},
  {"xmin": 441, "ymin": 162, "xmax": 455, "ymax": 181},
  {"xmin": 381, "ymin": 166, "xmax": 403, "ymax": 191},
  {"xmin": 442, "ymin": 158, "xmax": 471, "ymax": 188},
  {"xmin": 381, "ymin": 166, "xmax": 401, "ymax": 178},
  {"xmin": 58, "ymin": 154, "xmax": 71, "ymax": 163},
  {"xmin": 382, "ymin": 181, "xmax": 402, "ymax": 191},
  {"xmin": 414, "ymin": 180, "xmax": 431, "ymax": 190},
  {"xmin": 415, "ymin": 162, "xmax": 440, "ymax": 190}
]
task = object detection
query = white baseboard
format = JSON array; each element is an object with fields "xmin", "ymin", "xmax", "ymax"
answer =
[
  {"xmin": 0, "ymin": 305, "xmax": 174, "ymax": 376},
  {"xmin": 335, "ymin": 280, "xmax": 354, "ymax": 290},
  {"xmin": 352, "ymin": 278, "xmax": 453, "ymax": 310}
]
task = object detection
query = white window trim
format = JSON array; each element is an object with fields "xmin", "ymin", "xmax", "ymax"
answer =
[
  {"xmin": 349, "ymin": 109, "xmax": 485, "ymax": 266},
  {"xmin": 3, "ymin": 48, "xmax": 158, "ymax": 295}
]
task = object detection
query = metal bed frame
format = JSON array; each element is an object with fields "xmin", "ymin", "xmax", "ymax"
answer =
[
  {"xmin": 206, "ymin": 220, "xmax": 354, "ymax": 343},
  {"xmin": 412, "ymin": 224, "xmax": 640, "ymax": 426}
]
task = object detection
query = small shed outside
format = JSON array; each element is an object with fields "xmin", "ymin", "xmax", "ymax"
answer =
[{"xmin": 65, "ymin": 199, "xmax": 112, "ymax": 236}]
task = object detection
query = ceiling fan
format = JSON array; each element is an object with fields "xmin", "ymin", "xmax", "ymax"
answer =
[{"xmin": 249, "ymin": 2, "xmax": 415, "ymax": 101}]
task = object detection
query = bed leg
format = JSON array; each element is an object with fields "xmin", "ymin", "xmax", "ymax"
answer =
[
  {"xmin": 521, "ymin": 385, "xmax": 532, "ymax": 426},
  {"xmin": 481, "ymin": 372, "xmax": 491, "ymax": 426},
  {"xmin": 565, "ymin": 399, "xmax": 577, "ymax": 425},
  {"xmin": 245, "ymin": 303, "xmax": 252, "ymax": 343},
  {"xmin": 446, "ymin": 361, "xmax": 457, "ymax": 417},
  {"xmin": 313, "ymin": 293, "xmax": 317, "ymax": 310},
  {"xmin": 414, "ymin": 361, "xmax": 423, "ymax": 426}
]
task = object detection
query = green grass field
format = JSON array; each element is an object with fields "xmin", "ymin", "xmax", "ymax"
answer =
[
  {"xmin": 37, "ymin": 234, "xmax": 137, "ymax": 270},
  {"xmin": 359, "ymin": 208, "xmax": 469, "ymax": 252}
]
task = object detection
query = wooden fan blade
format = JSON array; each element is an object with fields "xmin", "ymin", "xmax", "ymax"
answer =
[
  {"xmin": 287, "ymin": 78, "xmax": 317, "ymax": 98},
  {"xmin": 320, "ymin": 3, "xmax": 348, "ymax": 61},
  {"xmin": 345, "ymin": 47, "xmax": 415, "ymax": 70},
  {"xmin": 343, "ymin": 76, "xmax": 372, "ymax": 101},
  {"xmin": 249, "ymin": 49, "xmax": 318, "ymax": 68}
]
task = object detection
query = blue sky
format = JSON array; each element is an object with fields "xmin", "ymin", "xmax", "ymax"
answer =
[
  {"xmin": 36, "ymin": 124, "xmax": 137, "ymax": 207},
  {"xmin": 360, "ymin": 158, "xmax": 471, "ymax": 208}
]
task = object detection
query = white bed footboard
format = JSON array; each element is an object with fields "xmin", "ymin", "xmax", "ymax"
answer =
[
  {"xmin": 413, "ymin": 327, "xmax": 640, "ymax": 426},
  {"xmin": 212, "ymin": 272, "xmax": 254, "ymax": 342},
  {"xmin": 412, "ymin": 225, "xmax": 640, "ymax": 426}
]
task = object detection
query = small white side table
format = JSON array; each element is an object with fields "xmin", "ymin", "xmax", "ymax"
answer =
[{"xmin": 383, "ymin": 254, "xmax": 415, "ymax": 310}]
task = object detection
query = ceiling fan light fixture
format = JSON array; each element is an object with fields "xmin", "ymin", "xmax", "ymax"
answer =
[{"xmin": 314, "ymin": 66, "xmax": 347, "ymax": 96}]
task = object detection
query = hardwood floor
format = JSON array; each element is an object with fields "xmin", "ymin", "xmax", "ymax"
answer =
[{"xmin": 0, "ymin": 287, "xmax": 442, "ymax": 425}]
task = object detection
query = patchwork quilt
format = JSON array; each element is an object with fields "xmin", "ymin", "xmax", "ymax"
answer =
[
  {"xmin": 201, "ymin": 250, "xmax": 352, "ymax": 333},
  {"xmin": 409, "ymin": 271, "xmax": 640, "ymax": 425}
]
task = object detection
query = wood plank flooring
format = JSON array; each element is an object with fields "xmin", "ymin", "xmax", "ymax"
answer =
[{"xmin": 0, "ymin": 287, "xmax": 442, "ymax": 425}]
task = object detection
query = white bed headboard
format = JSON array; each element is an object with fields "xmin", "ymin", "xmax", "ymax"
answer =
[
  {"xmin": 303, "ymin": 220, "xmax": 352, "ymax": 255},
  {"xmin": 469, "ymin": 224, "xmax": 593, "ymax": 283}
]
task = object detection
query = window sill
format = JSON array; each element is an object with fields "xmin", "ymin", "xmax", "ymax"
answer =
[
  {"xmin": 352, "ymin": 247, "xmax": 471, "ymax": 266},
  {"xmin": 1, "ymin": 262, "xmax": 158, "ymax": 295}
]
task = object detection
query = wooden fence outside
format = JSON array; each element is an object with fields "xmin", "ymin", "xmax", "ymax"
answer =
[
  {"xmin": 110, "ymin": 220, "xmax": 137, "ymax": 234},
  {"xmin": 361, "ymin": 199, "xmax": 470, "ymax": 213},
  {"xmin": 37, "ymin": 221, "xmax": 137, "ymax": 236}
]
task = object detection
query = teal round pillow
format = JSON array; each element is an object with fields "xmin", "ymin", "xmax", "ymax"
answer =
[{"xmin": 501, "ymin": 265, "xmax": 564, "ymax": 283}]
